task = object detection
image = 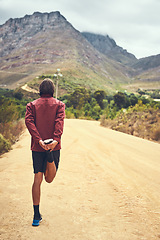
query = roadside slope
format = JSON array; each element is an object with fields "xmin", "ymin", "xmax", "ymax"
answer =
[{"xmin": 0, "ymin": 119, "xmax": 160, "ymax": 240}]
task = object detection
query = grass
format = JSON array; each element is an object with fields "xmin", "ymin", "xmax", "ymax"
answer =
[{"xmin": 26, "ymin": 62, "xmax": 118, "ymax": 96}]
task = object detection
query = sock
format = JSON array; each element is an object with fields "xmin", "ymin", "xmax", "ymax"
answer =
[{"xmin": 33, "ymin": 205, "xmax": 41, "ymax": 219}]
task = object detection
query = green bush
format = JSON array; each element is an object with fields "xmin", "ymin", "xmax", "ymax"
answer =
[
  {"xmin": 0, "ymin": 134, "xmax": 11, "ymax": 154},
  {"xmin": 65, "ymin": 108, "xmax": 75, "ymax": 119}
]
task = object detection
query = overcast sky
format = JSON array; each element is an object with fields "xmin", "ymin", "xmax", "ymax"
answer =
[{"xmin": 0, "ymin": 0, "xmax": 160, "ymax": 59}]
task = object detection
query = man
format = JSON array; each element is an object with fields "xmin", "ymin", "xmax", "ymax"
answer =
[{"xmin": 25, "ymin": 78, "xmax": 65, "ymax": 227}]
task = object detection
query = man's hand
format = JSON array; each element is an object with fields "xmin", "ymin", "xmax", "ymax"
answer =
[
  {"xmin": 39, "ymin": 140, "xmax": 50, "ymax": 151},
  {"xmin": 47, "ymin": 140, "xmax": 58, "ymax": 152},
  {"xmin": 39, "ymin": 139, "xmax": 58, "ymax": 152}
]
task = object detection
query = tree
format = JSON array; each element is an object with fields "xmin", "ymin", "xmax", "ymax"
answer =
[
  {"xmin": 68, "ymin": 87, "xmax": 90, "ymax": 109},
  {"xmin": 0, "ymin": 97, "xmax": 19, "ymax": 123},
  {"xmin": 129, "ymin": 94, "xmax": 138, "ymax": 106},
  {"xmin": 91, "ymin": 104, "xmax": 102, "ymax": 120},
  {"xmin": 93, "ymin": 90, "xmax": 106, "ymax": 109},
  {"xmin": 114, "ymin": 92, "xmax": 127, "ymax": 109},
  {"xmin": 14, "ymin": 91, "xmax": 23, "ymax": 100}
]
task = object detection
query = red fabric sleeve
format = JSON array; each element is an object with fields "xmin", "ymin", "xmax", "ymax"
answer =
[
  {"xmin": 25, "ymin": 103, "xmax": 42, "ymax": 143},
  {"xmin": 53, "ymin": 102, "xmax": 65, "ymax": 143}
]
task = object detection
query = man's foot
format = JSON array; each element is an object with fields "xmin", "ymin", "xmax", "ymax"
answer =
[{"xmin": 32, "ymin": 215, "xmax": 42, "ymax": 227}]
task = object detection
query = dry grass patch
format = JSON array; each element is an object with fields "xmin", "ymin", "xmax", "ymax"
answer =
[{"xmin": 101, "ymin": 106, "xmax": 160, "ymax": 143}]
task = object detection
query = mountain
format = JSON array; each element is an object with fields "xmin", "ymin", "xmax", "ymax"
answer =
[
  {"xmin": 82, "ymin": 32, "xmax": 137, "ymax": 66},
  {"xmin": 0, "ymin": 11, "xmax": 132, "ymax": 91},
  {"xmin": 132, "ymin": 54, "xmax": 160, "ymax": 71},
  {"xmin": 130, "ymin": 54, "xmax": 160, "ymax": 87},
  {"xmin": 0, "ymin": 11, "xmax": 159, "ymax": 92},
  {"xmin": 82, "ymin": 32, "xmax": 160, "ymax": 88}
]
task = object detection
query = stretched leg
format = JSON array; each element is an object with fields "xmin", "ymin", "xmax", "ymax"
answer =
[
  {"xmin": 32, "ymin": 172, "xmax": 43, "ymax": 205},
  {"xmin": 44, "ymin": 161, "xmax": 56, "ymax": 183}
]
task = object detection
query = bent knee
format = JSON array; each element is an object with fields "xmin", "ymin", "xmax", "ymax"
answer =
[
  {"xmin": 45, "ymin": 178, "xmax": 53, "ymax": 183},
  {"xmin": 45, "ymin": 173, "xmax": 56, "ymax": 183}
]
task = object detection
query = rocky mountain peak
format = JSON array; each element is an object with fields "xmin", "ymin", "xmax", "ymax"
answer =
[
  {"xmin": 4, "ymin": 11, "xmax": 66, "ymax": 27},
  {"xmin": 0, "ymin": 11, "xmax": 72, "ymax": 58},
  {"xmin": 82, "ymin": 32, "xmax": 117, "ymax": 53},
  {"xmin": 82, "ymin": 32, "xmax": 137, "ymax": 65}
]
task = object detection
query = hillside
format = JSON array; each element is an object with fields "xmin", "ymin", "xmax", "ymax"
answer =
[
  {"xmin": 0, "ymin": 11, "xmax": 159, "ymax": 93},
  {"xmin": 0, "ymin": 11, "xmax": 131, "ymax": 92},
  {"xmin": 82, "ymin": 32, "xmax": 160, "ymax": 91},
  {"xmin": 132, "ymin": 54, "xmax": 160, "ymax": 71},
  {"xmin": 82, "ymin": 32, "xmax": 137, "ymax": 66}
]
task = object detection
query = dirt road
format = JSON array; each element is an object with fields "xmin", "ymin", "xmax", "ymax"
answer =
[{"xmin": 0, "ymin": 119, "xmax": 160, "ymax": 240}]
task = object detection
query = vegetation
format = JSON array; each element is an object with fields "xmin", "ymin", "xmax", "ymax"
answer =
[
  {"xmin": 59, "ymin": 87, "xmax": 160, "ymax": 143},
  {"xmin": 59, "ymin": 88, "xmax": 142, "ymax": 119},
  {"xmin": 27, "ymin": 70, "xmax": 114, "ymax": 95},
  {"xmin": 0, "ymin": 88, "xmax": 31, "ymax": 155},
  {"xmin": 100, "ymin": 101, "xmax": 160, "ymax": 142},
  {"xmin": 137, "ymin": 88, "xmax": 160, "ymax": 99},
  {"xmin": 59, "ymin": 88, "xmax": 105, "ymax": 120},
  {"xmin": 1, "ymin": 83, "xmax": 160, "ymax": 155}
]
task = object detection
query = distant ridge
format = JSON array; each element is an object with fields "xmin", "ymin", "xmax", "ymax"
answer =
[
  {"xmin": 132, "ymin": 54, "xmax": 160, "ymax": 71},
  {"xmin": 82, "ymin": 32, "xmax": 137, "ymax": 66}
]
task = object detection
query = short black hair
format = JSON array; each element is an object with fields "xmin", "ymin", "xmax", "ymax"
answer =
[{"xmin": 39, "ymin": 78, "xmax": 55, "ymax": 97}]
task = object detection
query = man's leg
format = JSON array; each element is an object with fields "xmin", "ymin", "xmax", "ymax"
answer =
[
  {"xmin": 32, "ymin": 172, "xmax": 43, "ymax": 205},
  {"xmin": 44, "ymin": 161, "xmax": 56, "ymax": 183},
  {"xmin": 32, "ymin": 172, "xmax": 43, "ymax": 222},
  {"xmin": 31, "ymin": 151, "xmax": 47, "ymax": 226},
  {"xmin": 44, "ymin": 150, "xmax": 60, "ymax": 183}
]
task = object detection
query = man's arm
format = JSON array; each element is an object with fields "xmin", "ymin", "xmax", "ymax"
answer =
[
  {"xmin": 25, "ymin": 103, "xmax": 50, "ymax": 151},
  {"xmin": 25, "ymin": 103, "xmax": 42, "ymax": 143},
  {"xmin": 53, "ymin": 101, "xmax": 65, "ymax": 143}
]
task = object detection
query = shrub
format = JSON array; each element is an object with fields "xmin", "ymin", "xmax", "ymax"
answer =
[
  {"xmin": 152, "ymin": 128, "xmax": 160, "ymax": 141},
  {"xmin": 0, "ymin": 134, "xmax": 11, "ymax": 154},
  {"xmin": 65, "ymin": 109, "xmax": 75, "ymax": 119},
  {"xmin": 0, "ymin": 119, "xmax": 25, "ymax": 144},
  {"xmin": 13, "ymin": 91, "xmax": 23, "ymax": 100},
  {"xmin": 0, "ymin": 100, "xmax": 19, "ymax": 123}
]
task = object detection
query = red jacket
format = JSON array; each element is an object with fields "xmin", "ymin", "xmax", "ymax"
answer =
[{"xmin": 25, "ymin": 95, "xmax": 65, "ymax": 152}]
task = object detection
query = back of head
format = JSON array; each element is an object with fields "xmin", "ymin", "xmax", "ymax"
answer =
[{"xmin": 39, "ymin": 78, "xmax": 55, "ymax": 97}]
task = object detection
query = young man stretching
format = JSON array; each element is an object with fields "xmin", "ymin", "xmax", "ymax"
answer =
[{"xmin": 25, "ymin": 79, "xmax": 65, "ymax": 226}]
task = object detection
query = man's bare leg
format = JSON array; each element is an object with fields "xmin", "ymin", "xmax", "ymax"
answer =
[
  {"xmin": 32, "ymin": 172, "xmax": 43, "ymax": 224},
  {"xmin": 32, "ymin": 172, "xmax": 43, "ymax": 205},
  {"xmin": 44, "ymin": 161, "xmax": 56, "ymax": 183}
]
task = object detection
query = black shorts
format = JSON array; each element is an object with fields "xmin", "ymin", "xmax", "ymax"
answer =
[{"xmin": 32, "ymin": 150, "xmax": 60, "ymax": 174}]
